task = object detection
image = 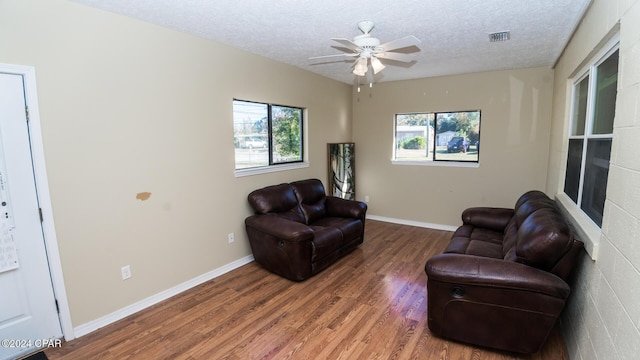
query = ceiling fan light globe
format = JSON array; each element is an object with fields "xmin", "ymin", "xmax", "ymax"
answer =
[
  {"xmin": 353, "ymin": 65, "xmax": 367, "ymax": 76},
  {"xmin": 371, "ymin": 57, "xmax": 385, "ymax": 74},
  {"xmin": 353, "ymin": 57, "xmax": 368, "ymax": 76}
]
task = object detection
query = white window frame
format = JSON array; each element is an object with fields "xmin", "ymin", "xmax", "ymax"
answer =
[
  {"xmin": 556, "ymin": 34, "xmax": 619, "ymax": 260},
  {"xmin": 233, "ymin": 99, "xmax": 308, "ymax": 177},
  {"xmin": 391, "ymin": 110, "xmax": 481, "ymax": 168}
]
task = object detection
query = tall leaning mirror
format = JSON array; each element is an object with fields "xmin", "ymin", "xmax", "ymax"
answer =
[{"xmin": 327, "ymin": 143, "xmax": 355, "ymax": 200}]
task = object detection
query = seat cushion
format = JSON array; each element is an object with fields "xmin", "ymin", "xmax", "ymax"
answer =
[
  {"xmin": 465, "ymin": 240, "xmax": 504, "ymax": 258},
  {"xmin": 312, "ymin": 217, "xmax": 363, "ymax": 245},
  {"xmin": 309, "ymin": 226, "xmax": 342, "ymax": 262},
  {"xmin": 444, "ymin": 225, "xmax": 504, "ymax": 259}
]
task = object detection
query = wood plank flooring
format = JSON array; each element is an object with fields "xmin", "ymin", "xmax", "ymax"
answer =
[{"xmin": 45, "ymin": 220, "xmax": 568, "ymax": 359}]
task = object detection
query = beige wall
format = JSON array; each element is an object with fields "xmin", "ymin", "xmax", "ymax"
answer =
[
  {"xmin": 353, "ymin": 68, "xmax": 554, "ymax": 226},
  {"xmin": 548, "ymin": 0, "xmax": 640, "ymax": 359},
  {"xmin": 5, "ymin": 0, "xmax": 640, "ymax": 356},
  {"xmin": 0, "ymin": 0, "xmax": 351, "ymax": 326}
]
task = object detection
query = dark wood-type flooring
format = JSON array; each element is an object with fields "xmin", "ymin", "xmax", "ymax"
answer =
[{"xmin": 46, "ymin": 220, "xmax": 568, "ymax": 359}]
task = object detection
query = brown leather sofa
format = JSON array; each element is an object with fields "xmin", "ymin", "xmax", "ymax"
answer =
[
  {"xmin": 245, "ymin": 179, "xmax": 367, "ymax": 281},
  {"xmin": 424, "ymin": 190, "xmax": 584, "ymax": 354}
]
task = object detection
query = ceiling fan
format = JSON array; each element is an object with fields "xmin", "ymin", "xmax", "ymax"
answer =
[{"xmin": 310, "ymin": 20, "xmax": 421, "ymax": 84}]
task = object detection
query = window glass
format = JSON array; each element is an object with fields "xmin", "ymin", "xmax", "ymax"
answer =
[
  {"xmin": 564, "ymin": 139, "xmax": 583, "ymax": 203},
  {"xmin": 580, "ymin": 138, "xmax": 612, "ymax": 227},
  {"xmin": 233, "ymin": 100, "xmax": 303, "ymax": 170},
  {"xmin": 271, "ymin": 106, "xmax": 303, "ymax": 164},
  {"xmin": 395, "ymin": 113, "xmax": 433, "ymax": 161},
  {"xmin": 233, "ymin": 101, "xmax": 269, "ymax": 169},
  {"xmin": 563, "ymin": 44, "xmax": 618, "ymax": 227},
  {"xmin": 593, "ymin": 50, "xmax": 618, "ymax": 135},
  {"xmin": 394, "ymin": 110, "xmax": 480, "ymax": 163},
  {"xmin": 434, "ymin": 111, "xmax": 480, "ymax": 162},
  {"xmin": 571, "ymin": 76, "xmax": 589, "ymax": 136}
]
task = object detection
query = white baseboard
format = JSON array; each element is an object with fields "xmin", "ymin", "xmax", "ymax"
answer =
[
  {"xmin": 72, "ymin": 217, "xmax": 452, "ymax": 338},
  {"xmin": 72, "ymin": 255, "xmax": 255, "ymax": 339},
  {"xmin": 366, "ymin": 214, "xmax": 458, "ymax": 232}
]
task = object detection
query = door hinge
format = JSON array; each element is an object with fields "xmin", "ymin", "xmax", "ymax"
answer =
[
  {"xmin": 55, "ymin": 299, "xmax": 60, "ymax": 313},
  {"xmin": 38, "ymin": 208, "xmax": 43, "ymax": 222},
  {"xmin": 25, "ymin": 106, "xmax": 30, "ymax": 122}
]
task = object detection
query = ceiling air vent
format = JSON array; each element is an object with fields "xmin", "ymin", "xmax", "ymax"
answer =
[{"xmin": 489, "ymin": 31, "xmax": 510, "ymax": 42}]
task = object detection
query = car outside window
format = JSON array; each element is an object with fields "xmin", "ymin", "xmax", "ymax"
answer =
[{"xmin": 394, "ymin": 110, "xmax": 480, "ymax": 163}]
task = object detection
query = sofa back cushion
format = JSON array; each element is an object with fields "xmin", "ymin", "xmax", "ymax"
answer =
[
  {"xmin": 291, "ymin": 179, "xmax": 327, "ymax": 224},
  {"xmin": 503, "ymin": 191, "xmax": 558, "ymax": 261},
  {"xmin": 247, "ymin": 183, "xmax": 305, "ymax": 223},
  {"xmin": 514, "ymin": 190, "xmax": 550, "ymax": 209},
  {"xmin": 502, "ymin": 191, "xmax": 574, "ymax": 272},
  {"xmin": 514, "ymin": 197, "xmax": 558, "ymax": 228},
  {"xmin": 514, "ymin": 208, "xmax": 574, "ymax": 271}
]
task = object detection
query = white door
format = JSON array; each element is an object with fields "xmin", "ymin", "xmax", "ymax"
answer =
[{"xmin": 0, "ymin": 73, "xmax": 62, "ymax": 359}]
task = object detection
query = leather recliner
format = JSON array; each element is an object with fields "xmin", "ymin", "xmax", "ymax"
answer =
[
  {"xmin": 245, "ymin": 179, "xmax": 367, "ymax": 281},
  {"xmin": 425, "ymin": 190, "xmax": 584, "ymax": 354}
]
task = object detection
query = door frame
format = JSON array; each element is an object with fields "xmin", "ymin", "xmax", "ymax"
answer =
[{"xmin": 0, "ymin": 63, "xmax": 74, "ymax": 341}]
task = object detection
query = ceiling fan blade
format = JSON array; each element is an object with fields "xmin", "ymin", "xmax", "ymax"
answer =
[
  {"xmin": 331, "ymin": 38, "xmax": 363, "ymax": 52},
  {"xmin": 309, "ymin": 53, "xmax": 358, "ymax": 60},
  {"xmin": 375, "ymin": 52, "xmax": 416, "ymax": 62},
  {"xmin": 379, "ymin": 35, "xmax": 421, "ymax": 51}
]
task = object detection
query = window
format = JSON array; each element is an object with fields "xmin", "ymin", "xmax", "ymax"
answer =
[
  {"xmin": 394, "ymin": 110, "xmax": 480, "ymax": 163},
  {"xmin": 233, "ymin": 99, "xmax": 303, "ymax": 170},
  {"xmin": 563, "ymin": 46, "xmax": 618, "ymax": 227}
]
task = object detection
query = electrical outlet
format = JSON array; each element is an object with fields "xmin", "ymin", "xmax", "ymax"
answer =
[
  {"xmin": 121, "ymin": 265, "xmax": 132, "ymax": 280},
  {"xmin": 365, "ymin": 195, "xmax": 370, "ymax": 203},
  {"xmin": 228, "ymin": 232, "xmax": 235, "ymax": 244}
]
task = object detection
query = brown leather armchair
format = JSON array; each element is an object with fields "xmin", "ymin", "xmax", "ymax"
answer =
[
  {"xmin": 425, "ymin": 191, "xmax": 583, "ymax": 354},
  {"xmin": 245, "ymin": 179, "xmax": 367, "ymax": 281}
]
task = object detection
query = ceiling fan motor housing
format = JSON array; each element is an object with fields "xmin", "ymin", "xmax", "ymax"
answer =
[
  {"xmin": 353, "ymin": 35, "xmax": 381, "ymax": 50},
  {"xmin": 309, "ymin": 19, "xmax": 420, "ymax": 81}
]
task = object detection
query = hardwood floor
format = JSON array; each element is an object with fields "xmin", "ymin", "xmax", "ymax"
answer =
[{"xmin": 45, "ymin": 220, "xmax": 568, "ymax": 359}]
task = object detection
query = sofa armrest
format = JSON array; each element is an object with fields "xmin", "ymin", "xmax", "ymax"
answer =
[
  {"xmin": 425, "ymin": 253, "xmax": 570, "ymax": 298},
  {"xmin": 245, "ymin": 215, "xmax": 313, "ymax": 242},
  {"xmin": 461, "ymin": 207, "xmax": 514, "ymax": 232},
  {"xmin": 325, "ymin": 196, "xmax": 367, "ymax": 220},
  {"xmin": 425, "ymin": 253, "xmax": 570, "ymax": 354},
  {"xmin": 245, "ymin": 215, "xmax": 315, "ymax": 281}
]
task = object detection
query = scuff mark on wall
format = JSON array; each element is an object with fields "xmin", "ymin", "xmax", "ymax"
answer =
[{"xmin": 136, "ymin": 192, "xmax": 152, "ymax": 201}]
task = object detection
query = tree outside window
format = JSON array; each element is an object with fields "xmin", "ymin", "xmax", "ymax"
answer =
[
  {"xmin": 233, "ymin": 100, "xmax": 303, "ymax": 170},
  {"xmin": 394, "ymin": 110, "xmax": 480, "ymax": 163}
]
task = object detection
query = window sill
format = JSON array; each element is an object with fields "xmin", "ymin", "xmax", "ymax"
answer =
[
  {"xmin": 391, "ymin": 160, "xmax": 479, "ymax": 168},
  {"xmin": 234, "ymin": 162, "xmax": 309, "ymax": 177},
  {"xmin": 555, "ymin": 192, "xmax": 601, "ymax": 260}
]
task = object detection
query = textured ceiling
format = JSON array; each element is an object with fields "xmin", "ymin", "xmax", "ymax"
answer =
[{"xmin": 72, "ymin": 0, "xmax": 592, "ymax": 84}]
